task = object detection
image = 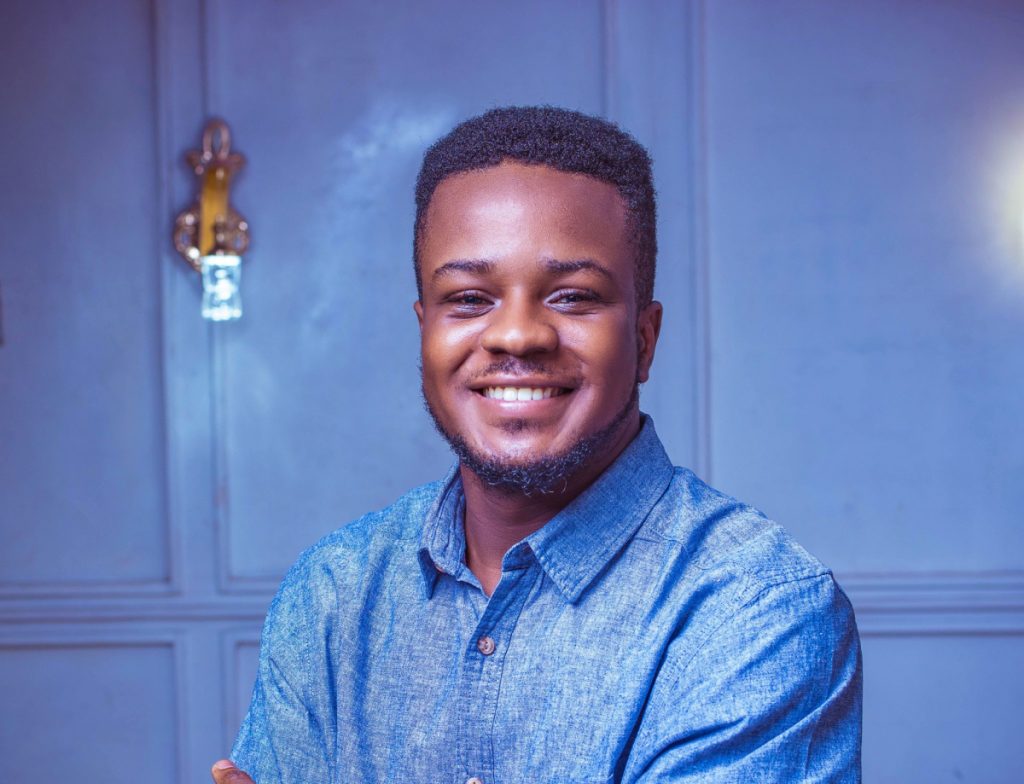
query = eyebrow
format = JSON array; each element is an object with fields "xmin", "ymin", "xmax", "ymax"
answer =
[
  {"xmin": 430, "ymin": 257, "xmax": 613, "ymax": 281},
  {"xmin": 543, "ymin": 258, "xmax": 613, "ymax": 281},
  {"xmin": 432, "ymin": 259, "xmax": 494, "ymax": 280}
]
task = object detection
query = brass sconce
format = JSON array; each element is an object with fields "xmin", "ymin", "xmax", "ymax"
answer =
[{"xmin": 173, "ymin": 119, "xmax": 250, "ymax": 321}]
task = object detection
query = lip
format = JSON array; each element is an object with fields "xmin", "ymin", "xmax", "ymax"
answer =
[
  {"xmin": 472, "ymin": 391, "xmax": 575, "ymax": 414},
  {"xmin": 476, "ymin": 390, "xmax": 573, "ymax": 404},
  {"xmin": 469, "ymin": 381, "xmax": 575, "ymax": 404},
  {"xmin": 468, "ymin": 377, "xmax": 578, "ymax": 392},
  {"xmin": 466, "ymin": 378, "xmax": 577, "ymax": 412}
]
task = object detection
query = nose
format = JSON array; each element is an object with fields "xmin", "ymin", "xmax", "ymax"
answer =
[{"xmin": 480, "ymin": 293, "xmax": 558, "ymax": 356}]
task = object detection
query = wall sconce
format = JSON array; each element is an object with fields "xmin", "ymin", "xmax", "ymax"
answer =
[{"xmin": 173, "ymin": 119, "xmax": 250, "ymax": 321}]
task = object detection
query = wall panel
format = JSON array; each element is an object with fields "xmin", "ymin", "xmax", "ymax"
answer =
[
  {"xmin": 202, "ymin": 0, "xmax": 611, "ymax": 587},
  {"xmin": 862, "ymin": 633, "xmax": 1024, "ymax": 782},
  {"xmin": 0, "ymin": 0, "xmax": 174, "ymax": 594},
  {"xmin": 702, "ymin": 0, "xmax": 1024, "ymax": 576},
  {"xmin": 0, "ymin": 639, "xmax": 180, "ymax": 784}
]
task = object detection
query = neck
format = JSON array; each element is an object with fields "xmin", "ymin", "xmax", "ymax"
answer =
[{"xmin": 461, "ymin": 412, "xmax": 642, "ymax": 595}]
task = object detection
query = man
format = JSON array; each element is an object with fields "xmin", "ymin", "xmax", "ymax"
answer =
[{"xmin": 212, "ymin": 106, "xmax": 862, "ymax": 784}]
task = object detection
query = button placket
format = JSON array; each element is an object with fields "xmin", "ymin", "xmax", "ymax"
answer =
[{"xmin": 457, "ymin": 563, "xmax": 540, "ymax": 784}]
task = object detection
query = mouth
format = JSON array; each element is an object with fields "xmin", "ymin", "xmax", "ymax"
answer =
[{"xmin": 477, "ymin": 386, "xmax": 571, "ymax": 402}]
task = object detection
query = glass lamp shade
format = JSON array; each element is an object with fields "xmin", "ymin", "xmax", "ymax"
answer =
[{"xmin": 200, "ymin": 253, "xmax": 242, "ymax": 321}]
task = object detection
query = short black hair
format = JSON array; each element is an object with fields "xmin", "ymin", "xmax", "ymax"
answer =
[{"xmin": 414, "ymin": 105, "xmax": 657, "ymax": 308}]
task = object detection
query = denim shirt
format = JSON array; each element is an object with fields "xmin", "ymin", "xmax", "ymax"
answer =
[{"xmin": 232, "ymin": 417, "xmax": 862, "ymax": 783}]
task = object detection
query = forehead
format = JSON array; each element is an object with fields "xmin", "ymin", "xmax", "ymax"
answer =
[{"xmin": 420, "ymin": 162, "xmax": 630, "ymax": 269}]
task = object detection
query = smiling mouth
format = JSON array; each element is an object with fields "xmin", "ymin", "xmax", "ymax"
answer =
[{"xmin": 478, "ymin": 386, "xmax": 570, "ymax": 401}]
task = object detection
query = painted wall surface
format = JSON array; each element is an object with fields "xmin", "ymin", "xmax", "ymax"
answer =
[
  {"xmin": 0, "ymin": 2, "xmax": 1021, "ymax": 782},
  {"xmin": 701, "ymin": 3, "xmax": 1024, "ymax": 779}
]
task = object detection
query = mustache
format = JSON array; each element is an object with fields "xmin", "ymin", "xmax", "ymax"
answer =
[{"xmin": 469, "ymin": 357, "xmax": 579, "ymax": 385}]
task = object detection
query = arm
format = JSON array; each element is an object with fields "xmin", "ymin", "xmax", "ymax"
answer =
[
  {"xmin": 625, "ymin": 573, "xmax": 862, "ymax": 783},
  {"xmin": 224, "ymin": 555, "xmax": 339, "ymax": 784}
]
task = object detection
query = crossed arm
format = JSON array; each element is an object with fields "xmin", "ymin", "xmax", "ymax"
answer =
[
  {"xmin": 211, "ymin": 573, "xmax": 861, "ymax": 783},
  {"xmin": 211, "ymin": 760, "xmax": 254, "ymax": 784}
]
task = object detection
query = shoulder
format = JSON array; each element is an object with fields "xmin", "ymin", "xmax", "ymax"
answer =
[
  {"xmin": 268, "ymin": 476, "xmax": 448, "ymax": 616},
  {"xmin": 303, "ymin": 476, "xmax": 445, "ymax": 559},
  {"xmin": 646, "ymin": 466, "xmax": 836, "ymax": 600},
  {"xmin": 627, "ymin": 472, "xmax": 863, "ymax": 780},
  {"xmin": 634, "ymin": 466, "xmax": 859, "ymax": 678}
]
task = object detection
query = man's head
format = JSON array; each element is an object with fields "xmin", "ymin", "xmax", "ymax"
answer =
[
  {"xmin": 414, "ymin": 107, "xmax": 662, "ymax": 496},
  {"xmin": 414, "ymin": 106, "xmax": 657, "ymax": 309}
]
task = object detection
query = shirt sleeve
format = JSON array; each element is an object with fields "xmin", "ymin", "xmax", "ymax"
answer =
[
  {"xmin": 230, "ymin": 553, "xmax": 339, "ymax": 784},
  {"xmin": 625, "ymin": 572, "xmax": 862, "ymax": 783}
]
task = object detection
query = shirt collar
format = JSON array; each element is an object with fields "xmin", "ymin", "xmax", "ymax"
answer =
[
  {"xmin": 417, "ymin": 415, "xmax": 675, "ymax": 603},
  {"xmin": 416, "ymin": 462, "xmax": 468, "ymax": 597}
]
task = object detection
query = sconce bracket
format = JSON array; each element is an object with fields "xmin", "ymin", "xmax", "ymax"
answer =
[
  {"xmin": 173, "ymin": 118, "xmax": 250, "ymax": 271},
  {"xmin": 172, "ymin": 118, "xmax": 250, "ymax": 321},
  {"xmin": 174, "ymin": 206, "xmax": 250, "ymax": 272}
]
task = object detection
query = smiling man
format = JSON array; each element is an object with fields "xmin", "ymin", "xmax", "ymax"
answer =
[{"xmin": 213, "ymin": 107, "xmax": 862, "ymax": 784}]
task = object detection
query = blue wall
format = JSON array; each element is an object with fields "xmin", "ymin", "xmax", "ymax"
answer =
[{"xmin": 0, "ymin": 2, "xmax": 1021, "ymax": 782}]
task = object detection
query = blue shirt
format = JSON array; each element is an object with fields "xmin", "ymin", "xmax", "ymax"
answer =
[{"xmin": 232, "ymin": 417, "xmax": 862, "ymax": 782}]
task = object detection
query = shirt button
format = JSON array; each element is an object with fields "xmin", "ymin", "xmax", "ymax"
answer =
[
  {"xmin": 476, "ymin": 635, "xmax": 496, "ymax": 656},
  {"xmin": 466, "ymin": 778, "xmax": 484, "ymax": 784}
]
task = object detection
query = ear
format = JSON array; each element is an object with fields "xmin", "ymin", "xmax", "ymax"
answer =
[
  {"xmin": 636, "ymin": 300, "xmax": 663, "ymax": 384},
  {"xmin": 413, "ymin": 299, "xmax": 424, "ymax": 332}
]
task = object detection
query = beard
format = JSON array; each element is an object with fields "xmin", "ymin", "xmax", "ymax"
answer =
[{"xmin": 422, "ymin": 375, "xmax": 640, "ymax": 497}]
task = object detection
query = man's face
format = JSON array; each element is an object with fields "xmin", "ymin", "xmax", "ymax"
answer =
[{"xmin": 415, "ymin": 162, "xmax": 661, "ymax": 494}]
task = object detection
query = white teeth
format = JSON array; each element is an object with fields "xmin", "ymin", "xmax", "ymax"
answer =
[{"xmin": 483, "ymin": 386, "xmax": 564, "ymax": 401}]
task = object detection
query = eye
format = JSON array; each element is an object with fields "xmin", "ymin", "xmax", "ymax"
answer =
[
  {"xmin": 549, "ymin": 289, "xmax": 601, "ymax": 310},
  {"xmin": 445, "ymin": 291, "xmax": 492, "ymax": 315}
]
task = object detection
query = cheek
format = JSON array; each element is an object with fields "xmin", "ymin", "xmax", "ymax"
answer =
[
  {"xmin": 421, "ymin": 320, "xmax": 480, "ymax": 377},
  {"xmin": 563, "ymin": 318, "xmax": 637, "ymax": 376}
]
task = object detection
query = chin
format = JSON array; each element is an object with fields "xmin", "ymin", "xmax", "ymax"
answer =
[
  {"xmin": 424, "ymin": 385, "xmax": 640, "ymax": 497},
  {"xmin": 452, "ymin": 434, "xmax": 598, "ymax": 496}
]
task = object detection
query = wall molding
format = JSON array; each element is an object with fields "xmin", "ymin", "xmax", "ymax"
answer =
[
  {"xmin": 600, "ymin": 0, "xmax": 619, "ymax": 119},
  {"xmin": 687, "ymin": 0, "xmax": 713, "ymax": 481},
  {"xmin": 152, "ymin": 0, "xmax": 187, "ymax": 597},
  {"xmin": 858, "ymin": 612, "xmax": 1024, "ymax": 636},
  {"xmin": 841, "ymin": 570, "xmax": 1024, "ymax": 634},
  {"xmin": 0, "ymin": 597, "xmax": 269, "ymax": 625},
  {"xmin": 840, "ymin": 569, "xmax": 1024, "ymax": 603},
  {"xmin": 2, "ymin": 571, "xmax": 1021, "ymax": 632},
  {"xmin": 0, "ymin": 579, "xmax": 180, "ymax": 601}
]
